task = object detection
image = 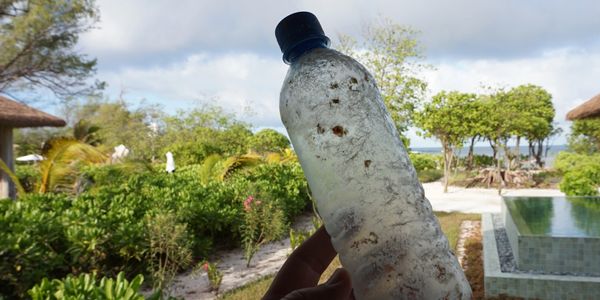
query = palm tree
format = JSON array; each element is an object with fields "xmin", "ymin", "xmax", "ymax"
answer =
[
  {"xmin": 38, "ymin": 138, "xmax": 107, "ymax": 194},
  {"xmin": 198, "ymin": 149, "xmax": 298, "ymax": 183}
]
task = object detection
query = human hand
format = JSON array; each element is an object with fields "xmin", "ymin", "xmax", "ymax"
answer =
[{"xmin": 263, "ymin": 226, "xmax": 354, "ymax": 300}]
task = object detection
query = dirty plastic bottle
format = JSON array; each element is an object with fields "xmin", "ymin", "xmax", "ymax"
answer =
[{"xmin": 275, "ymin": 12, "xmax": 471, "ymax": 299}]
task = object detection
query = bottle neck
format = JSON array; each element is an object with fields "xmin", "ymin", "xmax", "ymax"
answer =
[{"xmin": 285, "ymin": 38, "xmax": 328, "ymax": 64}]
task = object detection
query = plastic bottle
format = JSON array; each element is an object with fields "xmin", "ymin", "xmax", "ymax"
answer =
[{"xmin": 275, "ymin": 12, "xmax": 471, "ymax": 299}]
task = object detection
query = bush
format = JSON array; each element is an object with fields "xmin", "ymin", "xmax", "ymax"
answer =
[
  {"xmin": 470, "ymin": 154, "xmax": 495, "ymax": 168},
  {"xmin": 0, "ymin": 160, "xmax": 310, "ymax": 298},
  {"xmin": 409, "ymin": 152, "xmax": 440, "ymax": 171},
  {"xmin": 532, "ymin": 169, "xmax": 562, "ymax": 187},
  {"xmin": 555, "ymin": 151, "xmax": 600, "ymax": 196},
  {"xmin": 560, "ymin": 166, "xmax": 600, "ymax": 196},
  {"xmin": 146, "ymin": 212, "xmax": 192, "ymax": 294},
  {"xmin": 241, "ymin": 196, "xmax": 285, "ymax": 267},
  {"xmin": 15, "ymin": 164, "xmax": 40, "ymax": 193},
  {"xmin": 0, "ymin": 193, "xmax": 71, "ymax": 298},
  {"xmin": 232, "ymin": 162, "xmax": 309, "ymax": 222},
  {"xmin": 417, "ymin": 169, "xmax": 444, "ymax": 183},
  {"xmin": 28, "ymin": 272, "xmax": 151, "ymax": 300}
]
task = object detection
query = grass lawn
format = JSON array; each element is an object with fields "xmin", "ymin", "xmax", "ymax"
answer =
[{"xmin": 220, "ymin": 211, "xmax": 480, "ymax": 300}]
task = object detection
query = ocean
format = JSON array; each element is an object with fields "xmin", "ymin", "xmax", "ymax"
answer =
[{"xmin": 410, "ymin": 145, "xmax": 568, "ymax": 167}]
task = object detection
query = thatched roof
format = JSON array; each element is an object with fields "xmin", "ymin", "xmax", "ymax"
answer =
[
  {"xmin": 0, "ymin": 95, "xmax": 66, "ymax": 128},
  {"xmin": 566, "ymin": 93, "xmax": 600, "ymax": 121}
]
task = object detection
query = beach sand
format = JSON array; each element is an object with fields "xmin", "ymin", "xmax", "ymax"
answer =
[{"xmin": 423, "ymin": 182, "xmax": 564, "ymax": 213}]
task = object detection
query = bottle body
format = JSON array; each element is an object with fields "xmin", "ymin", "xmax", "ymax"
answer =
[{"xmin": 280, "ymin": 48, "xmax": 471, "ymax": 299}]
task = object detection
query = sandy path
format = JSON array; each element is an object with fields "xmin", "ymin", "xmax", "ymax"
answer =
[
  {"xmin": 423, "ymin": 182, "xmax": 564, "ymax": 213},
  {"xmin": 167, "ymin": 182, "xmax": 563, "ymax": 299},
  {"xmin": 167, "ymin": 213, "xmax": 315, "ymax": 300}
]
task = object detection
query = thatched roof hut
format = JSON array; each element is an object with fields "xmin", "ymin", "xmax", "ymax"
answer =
[
  {"xmin": 566, "ymin": 93, "xmax": 600, "ymax": 120},
  {"xmin": 0, "ymin": 96, "xmax": 66, "ymax": 199},
  {"xmin": 0, "ymin": 96, "xmax": 66, "ymax": 127}
]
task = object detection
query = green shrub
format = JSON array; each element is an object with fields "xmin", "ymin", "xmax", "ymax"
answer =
[
  {"xmin": 0, "ymin": 160, "xmax": 310, "ymax": 298},
  {"xmin": 232, "ymin": 162, "xmax": 309, "ymax": 222},
  {"xmin": 532, "ymin": 169, "xmax": 562, "ymax": 187},
  {"xmin": 417, "ymin": 168, "xmax": 444, "ymax": 183},
  {"xmin": 0, "ymin": 193, "xmax": 71, "ymax": 298},
  {"xmin": 146, "ymin": 212, "xmax": 192, "ymax": 294},
  {"xmin": 15, "ymin": 164, "xmax": 40, "ymax": 193},
  {"xmin": 470, "ymin": 154, "xmax": 495, "ymax": 168},
  {"xmin": 560, "ymin": 166, "xmax": 600, "ymax": 196},
  {"xmin": 409, "ymin": 152, "xmax": 440, "ymax": 171},
  {"xmin": 555, "ymin": 151, "xmax": 600, "ymax": 196},
  {"xmin": 28, "ymin": 272, "xmax": 151, "ymax": 300},
  {"xmin": 241, "ymin": 196, "xmax": 285, "ymax": 267}
]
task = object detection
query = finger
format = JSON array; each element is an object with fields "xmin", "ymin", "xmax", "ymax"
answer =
[
  {"xmin": 281, "ymin": 268, "xmax": 353, "ymax": 300},
  {"xmin": 263, "ymin": 226, "xmax": 337, "ymax": 300}
]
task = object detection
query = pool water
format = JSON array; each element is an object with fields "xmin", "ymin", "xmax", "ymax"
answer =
[{"xmin": 504, "ymin": 196, "xmax": 600, "ymax": 238}]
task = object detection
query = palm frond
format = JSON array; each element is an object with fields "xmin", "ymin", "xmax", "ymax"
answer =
[
  {"xmin": 198, "ymin": 154, "xmax": 222, "ymax": 184},
  {"xmin": 0, "ymin": 158, "xmax": 26, "ymax": 198},
  {"xmin": 38, "ymin": 138, "xmax": 108, "ymax": 194},
  {"xmin": 218, "ymin": 154, "xmax": 263, "ymax": 181}
]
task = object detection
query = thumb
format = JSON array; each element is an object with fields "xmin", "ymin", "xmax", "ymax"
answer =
[{"xmin": 282, "ymin": 268, "xmax": 353, "ymax": 300}]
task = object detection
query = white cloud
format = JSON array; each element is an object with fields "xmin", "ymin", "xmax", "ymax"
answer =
[
  {"xmin": 81, "ymin": 0, "xmax": 600, "ymax": 61},
  {"xmin": 99, "ymin": 52, "xmax": 288, "ymax": 128},
  {"xmin": 99, "ymin": 47, "xmax": 599, "ymax": 148}
]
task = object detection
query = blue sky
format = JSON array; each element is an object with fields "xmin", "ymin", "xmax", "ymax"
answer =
[{"xmin": 67, "ymin": 0, "xmax": 600, "ymax": 147}]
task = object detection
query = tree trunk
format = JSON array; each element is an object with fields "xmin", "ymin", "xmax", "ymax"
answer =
[
  {"xmin": 466, "ymin": 136, "xmax": 476, "ymax": 170},
  {"xmin": 443, "ymin": 143, "xmax": 452, "ymax": 193},
  {"xmin": 501, "ymin": 140, "xmax": 511, "ymax": 172},
  {"xmin": 489, "ymin": 139, "xmax": 497, "ymax": 161},
  {"xmin": 535, "ymin": 139, "xmax": 544, "ymax": 168},
  {"xmin": 514, "ymin": 136, "xmax": 521, "ymax": 170},
  {"xmin": 496, "ymin": 149, "xmax": 503, "ymax": 195},
  {"xmin": 528, "ymin": 141, "xmax": 534, "ymax": 162}
]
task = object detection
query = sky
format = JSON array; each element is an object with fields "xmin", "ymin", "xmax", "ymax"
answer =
[{"xmin": 72, "ymin": 0, "xmax": 600, "ymax": 147}]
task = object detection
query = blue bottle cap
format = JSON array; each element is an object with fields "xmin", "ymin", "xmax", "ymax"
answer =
[{"xmin": 275, "ymin": 12, "xmax": 330, "ymax": 64}]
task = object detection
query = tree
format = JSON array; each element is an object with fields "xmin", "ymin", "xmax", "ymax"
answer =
[
  {"xmin": 415, "ymin": 91, "xmax": 476, "ymax": 192},
  {"xmin": 479, "ymin": 90, "xmax": 512, "ymax": 194},
  {"xmin": 159, "ymin": 106, "xmax": 253, "ymax": 165},
  {"xmin": 463, "ymin": 99, "xmax": 489, "ymax": 170},
  {"xmin": 336, "ymin": 18, "xmax": 428, "ymax": 140},
  {"xmin": 568, "ymin": 118, "xmax": 600, "ymax": 154},
  {"xmin": 505, "ymin": 84, "xmax": 554, "ymax": 168},
  {"xmin": 0, "ymin": 0, "xmax": 102, "ymax": 97},
  {"xmin": 248, "ymin": 129, "xmax": 290, "ymax": 153},
  {"xmin": 73, "ymin": 98, "xmax": 163, "ymax": 160}
]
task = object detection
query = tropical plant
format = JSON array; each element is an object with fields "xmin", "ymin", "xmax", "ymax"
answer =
[
  {"xmin": 241, "ymin": 195, "xmax": 285, "ymax": 267},
  {"xmin": 28, "ymin": 272, "xmax": 154, "ymax": 300},
  {"xmin": 201, "ymin": 261, "xmax": 223, "ymax": 293},
  {"xmin": 0, "ymin": 193, "xmax": 71, "ymax": 298},
  {"xmin": 145, "ymin": 212, "xmax": 192, "ymax": 295},
  {"xmin": 0, "ymin": 157, "xmax": 26, "ymax": 197},
  {"xmin": 38, "ymin": 138, "xmax": 107, "ymax": 193}
]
